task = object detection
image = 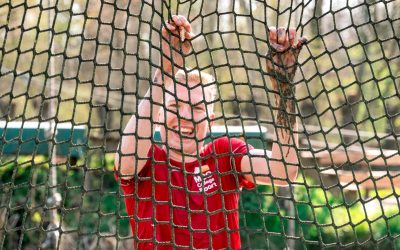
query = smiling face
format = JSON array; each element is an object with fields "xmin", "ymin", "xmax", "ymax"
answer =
[{"xmin": 159, "ymin": 70, "xmax": 216, "ymax": 158}]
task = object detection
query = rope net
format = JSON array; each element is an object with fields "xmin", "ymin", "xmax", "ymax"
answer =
[{"xmin": 1, "ymin": 0, "xmax": 400, "ymax": 249}]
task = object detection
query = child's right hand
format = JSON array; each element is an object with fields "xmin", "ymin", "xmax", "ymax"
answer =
[{"xmin": 161, "ymin": 15, "xmax": 194, "ymax": 74}]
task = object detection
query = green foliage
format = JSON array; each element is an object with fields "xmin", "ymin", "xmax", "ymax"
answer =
[
  {"xmin": 0, "ymin": 154, "xmax": 128, "ymax": 249},
  {"xmin": 240, "ymin": 178, "xmax": 400, "ymax": 249}
]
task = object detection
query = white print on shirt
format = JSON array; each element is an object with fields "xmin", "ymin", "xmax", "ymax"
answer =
[{"xmin": 193, "ymin": 165, "xmax": 217, "ymax": 192}]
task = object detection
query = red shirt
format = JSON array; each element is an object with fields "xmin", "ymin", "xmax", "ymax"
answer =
[{"xmin": 115, "ymin": 137, "xmax": 255, "ymax": 249}]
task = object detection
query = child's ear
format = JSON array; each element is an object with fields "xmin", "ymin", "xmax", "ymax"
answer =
[
  {"xmin": 209, "ymin": 112, "xmax": 215, "ymax": 127},
  {"xmin": 158, "ymin": 108, "xmax": 165, "ymax": 122}
]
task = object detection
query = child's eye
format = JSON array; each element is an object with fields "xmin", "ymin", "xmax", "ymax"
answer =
[
  {"xmin": 169, "ymin": 103, "xmax": 178, "ymax": 109},
  {"xmin": 194, "ymin": 106, "xmax": 205, "ymax": 112}
]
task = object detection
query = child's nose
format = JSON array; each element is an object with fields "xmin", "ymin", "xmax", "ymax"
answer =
[{"xmin": 179, "ymin": 105, "xmax": 192, "ymax": 120}]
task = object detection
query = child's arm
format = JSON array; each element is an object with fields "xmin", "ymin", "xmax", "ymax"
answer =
[
  {"xmin": 114, "ymin": 15, "xmax": 193, "ymax": 179},
  {"xmin": 241, "ymin": 27, "xmax": 307, "ymax": 186},
  {"xmin": 114, "ymin": 73, "xmax": 164, "ymax": 180}
]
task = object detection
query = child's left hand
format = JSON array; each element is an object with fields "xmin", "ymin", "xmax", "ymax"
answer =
[
  {"xmin": 266, "ymin": 27, "xmax": 307, "ymax": 136},
  {"xmin": 265, "ymin": 27, "xmax": 307, "ymax": 83}
]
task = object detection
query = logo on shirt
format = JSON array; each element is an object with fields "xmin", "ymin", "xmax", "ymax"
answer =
[{"xmin": 193, "ymin": 165, "xmax": 217, "ymax": 192}]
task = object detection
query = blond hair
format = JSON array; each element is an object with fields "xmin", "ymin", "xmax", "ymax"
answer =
[{"xmin": 175, "ymin": 69, "xmax": 217, "ymax": 113}]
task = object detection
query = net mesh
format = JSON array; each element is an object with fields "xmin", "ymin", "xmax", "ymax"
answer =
[{"xmin": 1, "ymin": 0, "xmax": 400, "ymax": 249}]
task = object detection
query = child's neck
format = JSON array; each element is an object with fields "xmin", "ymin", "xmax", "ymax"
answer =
[{"xmin": 166, "ymin": 148, "xmax": 198, "ymax": 164}]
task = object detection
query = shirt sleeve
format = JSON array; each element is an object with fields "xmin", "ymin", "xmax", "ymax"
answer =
[
  {"xmin": 228, "ymin": 138, "xmax": 255, "ymax": 189},
  {"xmin": 113, "ymin": 146, "xmax": 154, "ymax": 194},
  {"xmin": 213, "ymin": 137, "xmax": 255, "ymax": 189}
]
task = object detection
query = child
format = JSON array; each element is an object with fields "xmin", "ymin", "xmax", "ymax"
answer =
[{"xmin": 115, "ymin": 15, "xmax": 306, "ymax": 249}]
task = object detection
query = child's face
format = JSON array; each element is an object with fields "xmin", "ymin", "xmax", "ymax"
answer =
[{"xmin": 159, "ymin": 80, "xmax": 214, "ymax": 156}]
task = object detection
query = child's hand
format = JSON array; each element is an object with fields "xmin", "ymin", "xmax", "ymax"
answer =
[
  {"xmin": 266, "ymin": 27, "xmax": 307, "ymax": 141},
  {"xmin": 265, "ymin": 27, "xmax": 307, "ymax": 84},
  {"xmin": 161, "ymin": 15, "xmax": 194, "ymax": 74}
]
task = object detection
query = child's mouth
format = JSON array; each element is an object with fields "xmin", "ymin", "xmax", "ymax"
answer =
[{"xmin": 174, "ymin": 126, "xmax": 194, "ymax": 137}]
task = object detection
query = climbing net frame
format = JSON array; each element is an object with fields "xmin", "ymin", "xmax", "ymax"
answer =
[{"xmin": 0, "ymin": 0, "xmax": 400, "ymax": 249}]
